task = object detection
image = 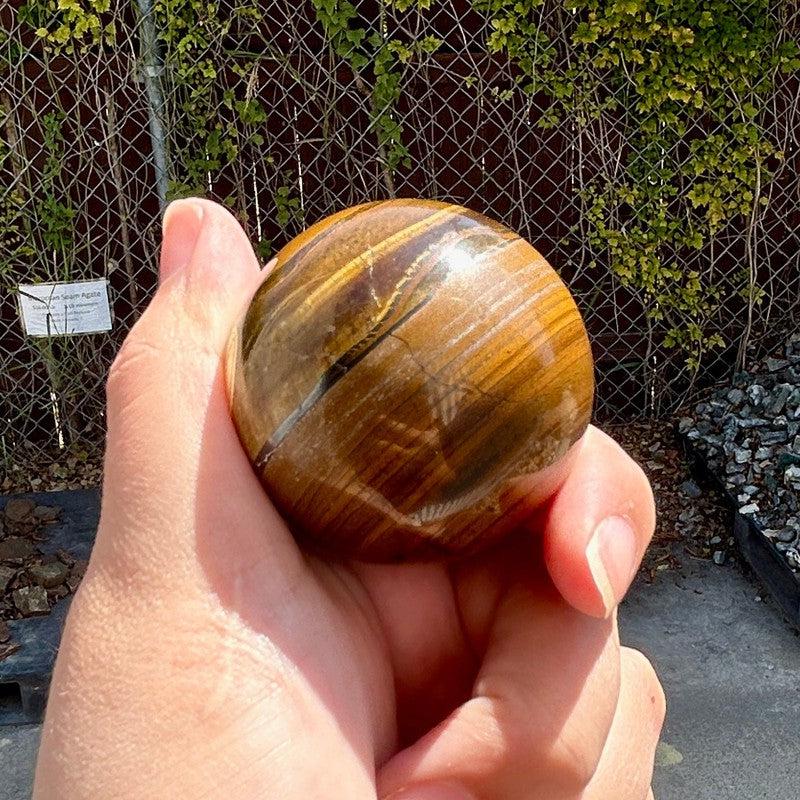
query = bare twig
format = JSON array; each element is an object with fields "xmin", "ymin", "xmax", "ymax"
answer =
[{"xmin": 103, "ymin": 89, "xmax": 139, "ymax": 308}]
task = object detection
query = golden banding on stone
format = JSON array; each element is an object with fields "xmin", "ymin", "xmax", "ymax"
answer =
[{"xmin": 227, "ymin": 199, "xmax": 594, "ymax": 561}]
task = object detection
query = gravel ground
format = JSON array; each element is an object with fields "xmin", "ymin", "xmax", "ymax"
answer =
[
  {"xmin": 681, "ymin": 333, "xmax": 800, "ymax": 573},
  {"xmin": 1, "ymin": 452, "xmax": 102, "ymax": 497},
  {"xmin": 0, "ymin": 498, "xmax": 87, "ymax": 665}
]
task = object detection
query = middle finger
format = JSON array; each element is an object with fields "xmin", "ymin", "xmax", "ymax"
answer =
[{"xmin": 378, "ymin": 566, "xmax": 622, "ymax": 799}]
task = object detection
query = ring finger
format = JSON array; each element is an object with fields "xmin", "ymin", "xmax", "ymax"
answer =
[{"xmin": 583, "ymin": 646, "xmax": 666, "ymax": 800}]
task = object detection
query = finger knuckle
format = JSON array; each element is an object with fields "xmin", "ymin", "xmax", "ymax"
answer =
[
  {"xmin": 624, "ymin": 647, "xmax": 667, "ymax": 730},
  {"xmin": 452, "ymin": 696, "xmax": 603, "ymax": 795},
  {"xmin": 106, "ymin": 323, "xmax": 159, "ymax": 401},
  {"xmin": 513, "ymin": 710, "xmax": 601, "ymax": 792},
  {"xmin": 496, "ymin": 721, "xmax": 600, "ymax": 793},
  {"xmin": 545, "ymin": 734, "xmax": 600, "ymax": 793}
]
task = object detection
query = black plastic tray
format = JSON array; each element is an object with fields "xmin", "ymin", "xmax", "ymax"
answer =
[
  {"xmin": 0, "ymin": 489, "xmax": 99, "ymax": 725},
  {"xmin": 682, "ymin": 438, "xmax": 800, "ymax": 630}
]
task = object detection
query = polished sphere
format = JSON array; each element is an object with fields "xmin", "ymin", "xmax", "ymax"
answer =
[{"xmin": 227, "ymin": 199, "xmax": 594, "ymax": 561}]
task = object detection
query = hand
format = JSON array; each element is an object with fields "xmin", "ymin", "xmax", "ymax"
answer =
[{"xmin": 34, "ymin": 199, "xmax": 664, "ymax": 800}]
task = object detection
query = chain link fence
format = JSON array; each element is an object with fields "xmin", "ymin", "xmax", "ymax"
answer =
[{"xmin": 2, "ymin": 0, "xmax": 800, "ymax": 476}]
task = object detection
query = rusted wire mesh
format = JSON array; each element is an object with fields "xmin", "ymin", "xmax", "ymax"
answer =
[{"xmin": 2, "ymin": 0, "xmax": 799, "ymax": 475}]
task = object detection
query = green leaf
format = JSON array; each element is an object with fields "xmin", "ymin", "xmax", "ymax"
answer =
[{"xmin": 573, "ymin": 22, "xmax": 598, "ymax": 45}]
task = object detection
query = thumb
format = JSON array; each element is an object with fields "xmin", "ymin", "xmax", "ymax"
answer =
[{"xmin": 97, "ymin": 198, "xmax": 292, "ymax": 580}]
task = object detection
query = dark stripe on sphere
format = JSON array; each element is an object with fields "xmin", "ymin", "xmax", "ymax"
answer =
[
  {"xmin": 243, "ymin": 204, "xmax": 506, "ymax": 370},
  {"xmin": 254, "ymin": 293, "xmax": 433, "ymax": 468},
  {"xmin": 240, "ymin": 203, "xmax": 382, "ymax": 361},
  {"xmin": 253, "ymin": 227, "xmax": 516, "ymax": 469},
  {"xmin": 335, "ymin": 229, "xmax": 508, "ymax": 367}
]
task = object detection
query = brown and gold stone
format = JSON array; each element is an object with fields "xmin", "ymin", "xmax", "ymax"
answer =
[{"xmin": 227, "ymin": 199, "xmax": 594, "ymax": 561}]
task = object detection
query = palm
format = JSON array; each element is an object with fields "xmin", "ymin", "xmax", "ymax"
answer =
[
  {"xmin": 245, "ymin": 503, "xmax": 573, "ymax": 760},
  {"xmin": 285, "ymin": 526, "xmax": 614, "ymax": 799},
  {"xmin": 230, "ymin": 519, "xmax": 478, "ymax": 763}
]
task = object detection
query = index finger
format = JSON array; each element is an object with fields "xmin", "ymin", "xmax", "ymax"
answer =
[{"xmin": 542, "ymin": 425, "xmax": 656, "ymax": 618}]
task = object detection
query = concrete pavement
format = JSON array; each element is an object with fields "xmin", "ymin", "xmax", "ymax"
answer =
[
  {"xmin": 623, "ymin": 559, "xmax": 800, "ymax": 800},
  {"xmin": 0, "ymin": 725, "xmax": 39, "ymax": 800}
]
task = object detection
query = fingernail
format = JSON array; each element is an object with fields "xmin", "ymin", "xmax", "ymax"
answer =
[
  {"xmin": 385, "ymin": 784, "xmax": 476, "ymax": 800},
  {"xmin": 161, "ymin": 199, "xmax": 205, "ymax": 282},
  {"xmin": 586, "ymin": 515, "xmax": 638, "ymax": 617}
]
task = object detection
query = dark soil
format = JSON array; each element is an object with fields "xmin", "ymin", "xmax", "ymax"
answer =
[{"xmin": 604, "ymin": 421, "xmax": 731, "ymax": 580}]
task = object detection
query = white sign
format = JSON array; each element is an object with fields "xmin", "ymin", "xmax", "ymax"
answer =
[{"xmin": 17, "ymin": 279, "xmax": 113, "ymax": 337}]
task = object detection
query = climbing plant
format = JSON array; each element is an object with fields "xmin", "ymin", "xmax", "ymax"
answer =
[
  {"xmin": 310, "ymin": 0, "xmax": 442, "ymax": 184},
  {"xmin": 1, "ymin": 0, "xmax": 114, "ymax": 284},
  {"xmin": 19, "ymin": 0, "xmax": 115, "ymax": 51},
  {"xmin": 152, "ymin": 0, "xmax": 306, "ymax": 257},
  {"xmin": 152, "ymin": 2, "xmax": 264, "ymax": 186},
  {"xmin": 471, "ymin": 0, "xmax": 800, "ymax": 368},
  {"xmin": 0, "ymin": 143, "xmax": 33, "ymax": 283},
  {"xmin": 150, "ymin": 0, "xmax": 443, "ymax": 253}
]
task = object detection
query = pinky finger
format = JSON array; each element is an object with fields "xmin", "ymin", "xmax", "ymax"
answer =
[{"xmin": 584, "ymin": 647, "xmax": 665, "ymax": 800}]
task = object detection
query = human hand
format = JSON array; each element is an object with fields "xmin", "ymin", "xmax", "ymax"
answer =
[{"xmin": 34, "ymin": 199, "xmax": 664, "ymax": 800}]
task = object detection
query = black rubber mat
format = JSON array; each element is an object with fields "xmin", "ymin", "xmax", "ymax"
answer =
[{"xmin": 0, "ymin": 490, "xmax": 98, "ymax": 725}]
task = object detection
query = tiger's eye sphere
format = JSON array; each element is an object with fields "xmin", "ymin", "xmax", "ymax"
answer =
[{"xmin": 227, "ymin": 199, "xmax": 594, "ymax": 561}]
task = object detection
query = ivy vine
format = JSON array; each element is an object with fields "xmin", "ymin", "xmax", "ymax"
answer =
[
  {"xmin": 19, "ymin": 0, "xmax": 115, "ymax": 51},
  {"xmin": 6, "ymin": 0, "xmax": 799, "ymax": 372},
  {"xmin": 151, "ymin": 0, "xmax": 442, "ymax": 254},
  {"xmin": 1, "ymin": 0, "xmax": 113, "ymax": 282},
  {"xmin": 473, "ymin": 0, "xmax": 800, "ymax": 367},
  {"xmin": 310, "ymin": 0, "xmax": 442, "ymax": 181},
  {"xmin": 153, "ymin": 1, "xmax": 265, "ymax": 188}
]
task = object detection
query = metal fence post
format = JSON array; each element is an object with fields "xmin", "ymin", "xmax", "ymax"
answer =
[{"xmin": 135, "ymin": 0, "xmax": 169, "ymax": 211}]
